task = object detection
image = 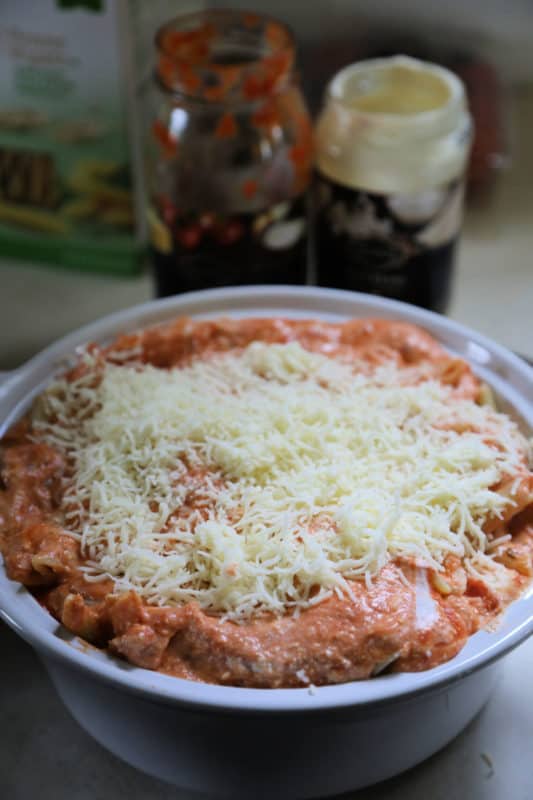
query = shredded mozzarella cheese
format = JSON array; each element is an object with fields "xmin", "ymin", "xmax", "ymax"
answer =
[{"xmin": 33, "ymin": 341, "xmax": 530, "ymax": 619}]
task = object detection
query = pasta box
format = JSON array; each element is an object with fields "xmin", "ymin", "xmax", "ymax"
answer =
[{"xmin": 0, "ymin": 0, "xmax": 143, "ymax": 273}]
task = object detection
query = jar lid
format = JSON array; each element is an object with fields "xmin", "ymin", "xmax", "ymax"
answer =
[
  {"xmin": 315, "ymin": 55, "xmax": 472, "ymax": 193},
  {"xmin": 328, "ymin": 55, "xmax": 468, "ymax": 141}
]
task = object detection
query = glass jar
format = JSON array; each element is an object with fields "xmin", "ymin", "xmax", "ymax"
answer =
[
  {"xmin": 314, "ymin": 56, "xmax": 472, "ymax": 312},
  {"xmin": 145, "ymin": 9, "xmax": 313, "ymax": 297}
]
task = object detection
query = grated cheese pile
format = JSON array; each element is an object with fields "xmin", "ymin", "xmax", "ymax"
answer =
[{"xmin": 33, "ymin": 341, "xmax": 530, "ymax": 620}]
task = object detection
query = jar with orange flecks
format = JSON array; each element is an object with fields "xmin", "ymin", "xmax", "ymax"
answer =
[{"xmin": 146, "ymin": 9, "xmax": 313, "ymax": 296}]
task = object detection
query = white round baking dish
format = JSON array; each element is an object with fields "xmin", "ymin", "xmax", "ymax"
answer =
[{"xmin": 0, "ymin": 286, "xmax": 532, "ymax": 798}]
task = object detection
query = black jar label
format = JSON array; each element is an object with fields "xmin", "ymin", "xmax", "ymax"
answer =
[{"xmin": 314, "ymin": 173, "xmax": 464, "ymax": 313}]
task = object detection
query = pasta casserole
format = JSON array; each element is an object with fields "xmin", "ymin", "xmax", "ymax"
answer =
[{"xmin": 0, "ymin": 317, "xmax": 531, "ymax": 687}]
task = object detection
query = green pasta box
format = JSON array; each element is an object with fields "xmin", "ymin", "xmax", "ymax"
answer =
[{"xmin": 0, "ymin": 0, "xmax": 144, "ymax": 273}]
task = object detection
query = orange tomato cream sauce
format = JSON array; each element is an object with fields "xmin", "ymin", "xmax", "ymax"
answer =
[{"xmin": 0, "ymin": 317, "xmax": 531, "ymax": 687}]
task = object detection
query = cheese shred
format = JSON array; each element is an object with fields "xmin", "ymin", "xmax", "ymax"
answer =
[{"xmin": 33, "ymin": 341, "xmax": 530, "ymax": 620}]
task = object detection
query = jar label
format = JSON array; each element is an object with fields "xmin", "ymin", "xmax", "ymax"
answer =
[{"xmin": 315, "ymin": 173, "xmax": 465, "ymax": 312}]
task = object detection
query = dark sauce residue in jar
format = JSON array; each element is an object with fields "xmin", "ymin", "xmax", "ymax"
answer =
[{"xmin": 153, "ymin": 199, "xmax": 307, "ymax": 297}]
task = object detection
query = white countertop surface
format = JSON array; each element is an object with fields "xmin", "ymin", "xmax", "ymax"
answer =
[
  {"xmin": 0, "ymin": 88, "xmax": 532, "ymax": 800},
  {"xmin": 0, "ymin": 169, "xmax": 531, "ymax": 371},
  {"xmin": 0, "ymin": 88, "xmax": 532, "ymax": 370}
]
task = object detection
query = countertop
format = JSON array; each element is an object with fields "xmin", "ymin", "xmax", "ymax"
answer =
[
  {"xmin": 0, "ymin": 89, "xmax": 532, "ymax": 369},
  {"xmin": 0, "ymin": 89, "xmax": 532, "ymax": 800}
]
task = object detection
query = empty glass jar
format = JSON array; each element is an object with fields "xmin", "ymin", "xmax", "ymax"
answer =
[{"xmin": 145, "ymin": 9, "xmax": 313, "ymax": 296}]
